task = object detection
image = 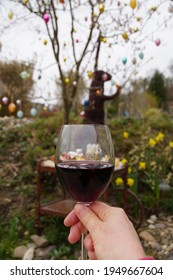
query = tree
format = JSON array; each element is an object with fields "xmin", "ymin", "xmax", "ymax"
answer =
[
  {"xmin": 1, "ymin": 0, "xmax": 173, "ymax": 123},
  {"xmin": 149, "ymin": 70, "xmax": 167, "ymax": 110},
  {"xmin": 0, "ymin": 61, "xmax": 34, "ymax": 117}
]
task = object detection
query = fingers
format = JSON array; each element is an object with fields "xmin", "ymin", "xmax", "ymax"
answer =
[
  {"xmin": 68, "ymin": 221, "xmax": 81, "ymax": 244},
  {"xmin": 74, "ymin": 204, "xmax": 102, "ymax": 234},
  {"xmin": 84, "ymin": 233, "xmax": 94, "ymax": 251},
  {"xmin": 64, "ymin": 209, "xmax": 79, "ymax": 227}
]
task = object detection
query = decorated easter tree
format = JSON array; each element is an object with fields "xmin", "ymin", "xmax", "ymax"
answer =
[
  {"xmin": 0, "ymin": 61, "xmax": 34, "ymax": 117},
  {"xmin": 1, "ymin": 0, "xmax": 173, "ymax": 123}
]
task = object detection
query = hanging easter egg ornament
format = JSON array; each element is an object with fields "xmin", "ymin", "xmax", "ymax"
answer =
[
  {"xmin": 151, "ymin": 6, "xmax": 157, "ymax": 12},
  {"xmin": 122, "ymin": 32, "xmax": 129, "ymax": 41},
  {"xmin": 16, "ymin": 99, "xmax": 21, "ymax": 105},
  {"xmin": 17, "ymin": 110, "xmax": 24, "ymax": 118},
  {"xmin": 23, "ymin": 0, "xmax": 29, "ymax": 4},
  {"xmin": 65, "ymin": 78, "xmax": 70, "ymax": 85},
  {"xmin": 130, "ymin": 0, "xmax": 137, "ymax": 10},
  {"xmin": 73, "ymin": 81, "xmax": 77, "ymax": 86},
  {"xmin": 2, "ymin": 96, "xmax": 9, "ymax": 105},
  {"xmin": 122, "ymin": 57, "xmax": 127, "ymax": 65},
  {"xmin": 8, "ymin": 102, "xmax": 16, "ymax": 113},
  {"xmin": 8, "ymin": 12, "xmax": 14, "ymax": 20},
  {"xmin": 43, "ymin": 39, "xmax": 48, "ymax": 45},
  {"xmin": 99, "ymin": 4, "xmax": 104, "ymax": 13},
  {"xmin": 139, "ymin": 52, "xmax": 144, "ymax": 59},
  {"xmin": 30, "ymin": 108, "xmax": 38, "ymax": 117},
  {"xmin": 43, "ymin": 13, "xmax": 50, "ymax": 23},
  {"xmin": 60, "ymin": 0, "xmax": 65, "ymax": 3},
  {"xmin": 132, "ymin": 57, "xmax": 137, "ymax": 64},
  {"xmin": 83, "ymin": 100, "xmax": 89, "ymax": 107},
  {"xmin": 96, "ymin": 90, "xmax": 101, "ymax": 95},
  {"xmin": 87, "ymin": 71, "xmax": 93, "ymax": 79},
  {"xmin": 100, "ymin": 37, "xmax": 107, "ymax": 43},
  {"xmin": 20, "ymin": 71, "xmax": 30, "ymax": 79},
  {"xmin": 155, "ymin": 39, "xmax": 161, "ymax": 46},
  {"xmin": 80, "ymin": 111, "xmax": 85, "ymax": 117},
  {"xmin": 134, "ymin": 27, "xmax": 139, "ymax": 33}
]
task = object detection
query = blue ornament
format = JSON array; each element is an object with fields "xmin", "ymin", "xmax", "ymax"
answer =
[
  {"xmin": 122, "ymin": 57, "xmax": 127, "ymax": 65},
  {"xmin": 17, "ymin": 110, "xmax": 24, "ymax": 118},
  {"xmin": 83, "ymin": 100, "xmax": 89, "ymax": 107},
  {"xmin": 139, "ymin": 52, "xmax": 144, "ymax": 59},
  {"xmin": 30, "ymin": 108, "xmax": 38, "ymax": 116}
]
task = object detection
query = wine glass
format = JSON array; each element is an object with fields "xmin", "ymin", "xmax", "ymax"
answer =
[{"xmin": 55, "ymin": 124, "xmax": 115, "ymax": 259}]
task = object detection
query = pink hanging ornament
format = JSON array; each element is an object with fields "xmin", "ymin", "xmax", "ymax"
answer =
[
  {"xmin": 155, "ymin": 39, "xmax": 161, "ymax": 46},
  {"xmin": 43, "ymin": 13, "xmax": 50, "ymax": 23},
  {"xmin": 2, "ymin": 96, "xmax": 9, "ymax": 105}
]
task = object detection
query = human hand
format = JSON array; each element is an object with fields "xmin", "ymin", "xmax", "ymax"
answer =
[{"xmin": 64, "ymin": 201, "xmax": 146, "ymax": 260}]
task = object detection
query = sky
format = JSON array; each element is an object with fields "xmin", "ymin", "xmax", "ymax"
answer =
[{"xmin": 0, "ymin": 0, "xmax": 173, "ymax": 105}]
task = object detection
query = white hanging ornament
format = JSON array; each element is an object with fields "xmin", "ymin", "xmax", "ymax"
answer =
[
  {"xmin": 16, "ymin": 99, "xmax": 21, "ymax": 105},
  {"xmin": 20, "ymin": 71, "xmax": 30, "ymax": 79}
]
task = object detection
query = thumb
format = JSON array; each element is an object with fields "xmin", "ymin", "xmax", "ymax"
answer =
[{"xmin": 74, "ymin": 204, "xmax": 100, "ymax": 233}]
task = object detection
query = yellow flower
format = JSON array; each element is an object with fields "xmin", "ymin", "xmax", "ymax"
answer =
[
  {"xmin": 155, "ymin": 132, "xmax": 164, "ymax": 143},
  {"xmin": 123, "ymin": 131, "xmax": 129, "ymax": 139},
  {"xmin": 149, "ymin": 138, "xmax": 156, "ymax": 147},
  {"xmin": 169, "ymin": 141, "xmax": 173, "ymax": 149},
  {"xmin": 127, "ymin": 178, "xmax": 135, "ymax": 187},
  {"xmin": 115, "ymin": 177, "xmax": 123, "ymax": 186},
  {"xmin": 121, "ymin": 158, "xmax": 127, "ymax": 165},
  {"xmin": 128, "ymin": 167, "xmax": 132, "ymax": 174},
  {"xmin": 139, "ymin": 161, "xmax": 146, "ymax": 170}
]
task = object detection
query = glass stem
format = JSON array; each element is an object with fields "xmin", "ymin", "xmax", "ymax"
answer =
[{"xmin": 81, "ymin": 232, "xmax": 88, "ymax": 260}]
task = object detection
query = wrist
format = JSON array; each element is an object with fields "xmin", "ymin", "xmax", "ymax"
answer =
[{"xmin": 139, "ymin": 256, "xmax": 155, "ymax": 260}]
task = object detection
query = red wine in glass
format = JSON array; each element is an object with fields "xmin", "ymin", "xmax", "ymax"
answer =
[{"xmin": 56, "ymin": 160, "xmax": 114, "ymax": 204}]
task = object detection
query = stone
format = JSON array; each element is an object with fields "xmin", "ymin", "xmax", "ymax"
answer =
[
  {"xmin": 30, "ymin": 234, "xmax": 49, "ymax": 247},
  {"xmin": 155, "ymin": 223, "xmax": 166, "ymax": 229},
  {"xmin": 35, "ymin": 245, "xmax": 56, "ymax": 259},
  {"xmin": 148, "ymin": 224, "xmax": 155, "ymax": 229},
  {"xmin": 139, "ymin": 230, "xmax": 156, "ymax": 243},
  {"xmin": 13, "ymin": 245, "xmax": 28, "ymax": 259},
  {"xmin": 23, "ymin": 247, "xmax": 34, "ymax": 260},
  {"xmin": 150, "ymin": 215, "xmax": 157, "ymax": 222},
  {"xmin": 27, "ymin": 242, "xmax": 37, "ymax": 249},
  {"xmin": 147, "ymin": 219, "xmax": 154, "ymax": 224}
]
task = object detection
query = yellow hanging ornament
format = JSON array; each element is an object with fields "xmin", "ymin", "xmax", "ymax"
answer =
[
  {"xmin": 87, "ymin": 71, "xmax": 93, "ymax": 79},
  {"xmin": 122, "ymin": 32, "xmax": 129, "ymax": 40},
  {"xmin": 99, "ymin": 4, "xmax": 104, "ymax": 13},
  {"xmin": 8, "ymin": 12, "xmax": 14, "ymax": 20},
  {"xmin": 130, "ymin": 0, "xmax": 137, "ymax": 10},
  {"xmin": 151, "ymin": 6, "xmax": 157, "ymax": 12},
  {"xmin": 43, "ymin": 39, "xmax": 48, "ymax": 45},
  {"xmin": 101, "ymin": 37, "xmax": 107, "ymax": 43},
  {"xmin": 65, "ymin": 78, "xmax": 70, "ymax": 84}
]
